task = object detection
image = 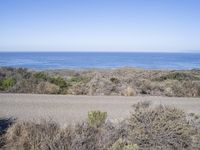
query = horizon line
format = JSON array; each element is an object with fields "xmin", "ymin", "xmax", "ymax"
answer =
[{"xmin": 0, "ymin": 50, "xmax": 200, "ymax": 53}]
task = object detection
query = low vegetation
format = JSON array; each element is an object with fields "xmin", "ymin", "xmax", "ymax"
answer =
[
  {"xmin": 1, "ymin": 67, "xmax": 200, "ymax": 97},
  {"xmin": 88, "ymin": 110, "xmax": 107, "ymax": 127},
  {"xmin": 152, "ymin": 72, "xmax": 200, "ymax": 81},
  {"xmin": 1, "ymin": 103, "xmax": 200, "ymax": 149},
  {"xmin": 0, "ymin": 77, "xmax": 16, "ymax": 90}
]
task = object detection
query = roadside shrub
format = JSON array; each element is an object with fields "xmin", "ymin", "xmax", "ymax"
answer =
[
  {"xmin": 88, "ymin": 110, "xmax": 107, "ymax": 127},
  {"xmin": 187, "ymin": 113, "xmax": 200, "ymax": 149},
  {"xmin": 86, "ymin": 72, "xmax": 116, "ymax": 95},
  {"xmin": 50, "ymin": 77, "xmax": 67, "ymax": 88},
  {"xmin": 139, "ymin": 80, "xmax": 165, "ymax": 96},
  {"xmin": 36, "ymin": 82, "xmax": 60, "ymax": 94},
  {"xmin": 164, "ymin": 81, "xmax": 200, "ymax": 97},
  {"xmin": 111, "ymin": 138, "xmax": 139, "ymax": 150},
  {"xmin": 98, "ymin": 120, "xmax": 130, "ymax": 149},
  {"xmin": 68, "ymin": 83, "xmax": 88, "ymax": 95},
  {"xmin": 123, "ymin": 86, "xmax": 136, "ymax": 96},
  {"xmin": 128, "ymin": 102, "xmax": 193, "ymax": 149},
  {"xmin": 9, "ymin": 79, "xmax": 37, "ymax": 93},
  {"xmin": 71, "ymin": 122, "xmax": 101, "ymax": 150},
  {"xmin": 49, "ymin": 77, "xmax": 69, "ymax": 94},
  {"xmin": 0, "ymin": 77, "xmax": 16, "ymax": 90},
  {"xmin": 3, "ymin": 120, "xmax": 60, "ymax": 150}
]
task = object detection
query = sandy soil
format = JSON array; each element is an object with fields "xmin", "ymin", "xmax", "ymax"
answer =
[{"xmin": 0, "ymin": 94, "xmax": 200, "ymax": 126}]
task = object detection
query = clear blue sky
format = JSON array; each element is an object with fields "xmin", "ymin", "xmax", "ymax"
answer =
[{"xmin": 0, "ymin": 0, "xmax": 200, "ymax": 52}]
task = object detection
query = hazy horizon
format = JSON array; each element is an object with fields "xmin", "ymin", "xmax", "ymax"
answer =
[
  {"xmin": 1, "ymin": 0, "xmax": 200, "ymax": 52},
  {"xmin": 1, "ymin": 50, "xmax": 200, "ymax": 53}
]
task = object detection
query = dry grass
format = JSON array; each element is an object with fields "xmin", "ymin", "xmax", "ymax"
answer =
[{"xmin": 1, "ymin": 102, "xmax": 200, "ymax": 150}]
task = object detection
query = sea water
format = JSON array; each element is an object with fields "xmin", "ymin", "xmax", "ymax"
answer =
[{"xmin": 0, "ymin": 52, "xmax": 200, "ymax": 70}]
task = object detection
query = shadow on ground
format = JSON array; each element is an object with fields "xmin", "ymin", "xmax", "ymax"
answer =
[{"xmin": 0, "ymin": 117, "xmax": 15, "ymax": 148}]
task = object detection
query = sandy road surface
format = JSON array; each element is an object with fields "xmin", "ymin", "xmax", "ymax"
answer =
[{"xmin": 0, "ymin": 94, "xmax": 200, "ymax": 126}]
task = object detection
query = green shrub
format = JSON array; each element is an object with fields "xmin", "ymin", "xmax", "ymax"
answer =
[
  {"xmin": 0, "ymin": 77, "xmax": 16, "ymax": 90},
  {"xmin": 49, "ymin": 77, "xmax": 69, "ymax": 94},
  {"xmin": 88, "ymin": 110, "xmax": 107, "ymax": 127},
  {"xmin": 33, "ymin": 72, "xmax": 48, "ymax": 81},
  {"xmin": 123, "ymin": 144, "xmax": 139, "ymax": 150},
  {"xmin": 69, "ymin": 76, "xmax": 91, "ymax": 83},
  {"xmin": 110, "ymin": 77, "xmax": 120, "ymax": 84},
  {"xmin": 111, "ymin": 138, "xmax": 139, "ymax": 150},
  {"xmin": 49, "ymin": 77, "xmax": 67, "ymax": 88},
  {"xmin": 152, "ymin": 72, "xmax": 200, "ymax": 82}
]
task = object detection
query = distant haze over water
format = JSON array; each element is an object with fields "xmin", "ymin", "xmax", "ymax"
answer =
[{"xmin": 0, "ymin": 52, "xmax": 200, "ymax": 70}]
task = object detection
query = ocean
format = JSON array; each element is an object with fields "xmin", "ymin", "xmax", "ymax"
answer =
[{"xmin": 0, "ymin": 52, "xmax": 200, "ymax": 70}]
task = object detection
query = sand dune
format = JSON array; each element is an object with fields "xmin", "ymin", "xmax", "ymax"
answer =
[{"xmin": 0, "ymin": 93, "xmax": 200, "ymax": 126}]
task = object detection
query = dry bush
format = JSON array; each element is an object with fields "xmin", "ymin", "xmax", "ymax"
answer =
[
  {"xmin": 164, "ymin": 81, "xmax": 200, "ymax": 97},
  {"xmin": 123, "ymin": 86, "xmax": 137, "ymax": 96},
  {"xmin": 3, "ymin": 120, "xmax": 60, "ymax": 150},
  {"xmin": 152, "ymin": 72, "xmax": 199, "ymax": 81},
  {"xmin": 67, "ymin": 83, "xmax": 88, "ymax": 95},
  {"xmin": 187, "ymin": 113, "xmax": 200, "ymax": 149},
  {"xmin": 36, "ymin": 82, "xmax": 60, "ymax": 94},
  {"xmin": 182, "ymin": 81, "xmax": 200, "ymax": 97},
  {"xmin": 138, "ymin": 80, "xmax": 165, "ymax": 96},
  {"xmin": 10, "ymin": 79, "xmax": 37, "ymax": 93},
  {"xmin": 87, "ymin": 72, "xmax": 115, "ymax": 95},
  {"xmin": 3, "ymin": 120, "xmax": 108, "ymax": 150},
  {"xmin": 71, "ymin": 122, "xmax": 102, "ymax": 150},
  {"xmin": 97, "ymin": 120, "xmax": 130, "ymax": 149},
  {"xmin": 128, "ymin": 102, "xmax": 193, "ymax": 149}
]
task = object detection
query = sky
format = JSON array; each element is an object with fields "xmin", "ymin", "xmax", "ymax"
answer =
[{"xmin": 0, "ymin": 0, "xmax": 200, "ymax": 52}]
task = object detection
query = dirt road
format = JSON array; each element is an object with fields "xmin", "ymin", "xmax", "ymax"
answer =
[{"xmin": 0, "ymin": 94, "xmax": 200, "ymax": 126}]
